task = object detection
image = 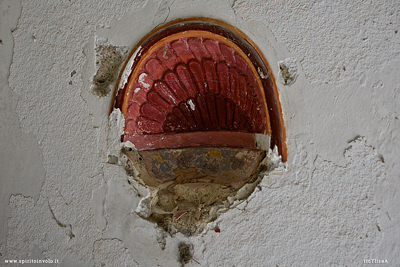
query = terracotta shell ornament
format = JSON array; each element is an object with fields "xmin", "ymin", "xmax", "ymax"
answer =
[{"xmin": 111, "ymin": 18, "xmax": 286, "ymax": 235}]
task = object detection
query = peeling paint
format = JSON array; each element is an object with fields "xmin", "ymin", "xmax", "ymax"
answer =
[{"xmin": 118, "ymin": 46, "xmax": 142, "ymax": 92}]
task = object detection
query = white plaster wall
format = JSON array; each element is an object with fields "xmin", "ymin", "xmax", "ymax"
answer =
[{"xmin": 0, "ymin": 0, "xmax": 399, "ymax": 266}]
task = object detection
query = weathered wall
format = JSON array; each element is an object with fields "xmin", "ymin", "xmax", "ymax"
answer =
[{"xmin": 0, "ymin": 0, "xmax": 399, "ymax": 266}]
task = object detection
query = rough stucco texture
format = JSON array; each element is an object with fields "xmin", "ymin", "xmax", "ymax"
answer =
[
  {"xmin": 1, "ymin": 0, "xmax": 399, "ymax": 266},
  {"xmin": 233, "ymin": 0, "xmax": 400, "ymax": 83}
]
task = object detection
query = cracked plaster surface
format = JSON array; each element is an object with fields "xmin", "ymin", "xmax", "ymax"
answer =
[
  {"xmin": 232, "ymin": 0, "xmax": 400, "ymax": 83},
  {"xmin": 93, "ymin": 239, "xmax": 139, "ymax": 267},
  {"xmin": 2, "ymin": 0, "xmax": 148, "ymax": 265},
  {"xmin": 1, "ymin": 0, "xmax": 399, "ymax": 266},
  {"xmin": 0, "ymin": 0, "xmax": 46, "ymax": 245},
  {"xmin": 195, "ymin": 137, "xmax": 385, "ymax": 266}
]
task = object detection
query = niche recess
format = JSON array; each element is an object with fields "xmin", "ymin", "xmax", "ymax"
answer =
[{"xmin": 112, "ymin": 18, "xmax": 286, "ymax": 235}]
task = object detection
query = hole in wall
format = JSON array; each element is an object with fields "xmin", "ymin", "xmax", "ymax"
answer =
[{"xmin": 109, "ymin": 18, "xmax": 286, "ymax": 235}]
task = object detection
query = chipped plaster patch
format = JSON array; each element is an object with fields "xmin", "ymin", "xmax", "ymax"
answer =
[
  {"xmin": 118, "ymin": 46, "xmax": 141, "ymax": 92},
  {"xmin": 94, "ymin": 163, "xmax": 180, "ymax": 266},
  {"xmin": 106, "ymin": 108, "xmax": 125, "ymax": 164},
  {"xmin": 255, "ymin": 133, "xmax": 271, "ymax": 151},
  {"xmin": 93, "ymin": 42, "xmax": 127, "ymax": 97},
  {"xmin": 120, "ymin": 144, "xmax": 283, "ymax": 236},
  {"xmin": 278, "ymin": 58, "xmax": 298, "ymax": 85},
  {"xmin": 178, "ymin": 242, "xmax": 194, "ymax": 266}
]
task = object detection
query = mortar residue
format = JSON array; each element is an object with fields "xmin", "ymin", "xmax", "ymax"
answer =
[{"xmin": 93, "ymin": 44, "xmax": 127, "ymax": 97}]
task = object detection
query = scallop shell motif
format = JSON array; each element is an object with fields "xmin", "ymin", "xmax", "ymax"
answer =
[
  {"xmin": 124, "ymin": 37, "xmax": 267, "ymax": 136},
  {"xmin": 114, "ymin": 20, "xmax": 286, "ymax": 160}
]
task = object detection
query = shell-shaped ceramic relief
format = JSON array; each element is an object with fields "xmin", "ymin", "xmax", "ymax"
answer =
[
  {"xmin": 114, "ymin": 19, "xmax": 286, "ymax": 158},
  {"xmin": 125, "ymin": 36, "xmax": 266, "ymax": 136}
]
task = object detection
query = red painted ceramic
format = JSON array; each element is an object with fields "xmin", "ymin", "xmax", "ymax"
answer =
[{"xmin": 113, "ymin": 18, "xmax": 286, "ymax": 161}]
